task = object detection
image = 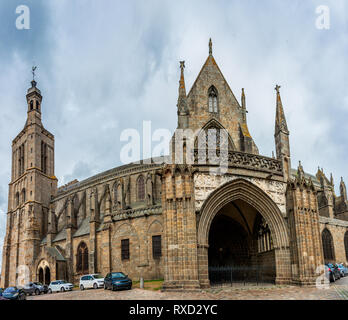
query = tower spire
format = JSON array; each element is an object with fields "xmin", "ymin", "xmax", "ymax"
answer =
[
  {"xmin": 209, "ymin": 38, "xmax": 212, "ymax": 56},
  {"xmin": 275, "ymin": 85, "xmax": 289, "ymax": 135},
  {"xmin": 177, "ymin": 61, "xmax": 188, "ymax": 128},
  {"xmin": 274, "ymin": 84, "xmax": 291, "ymax": 180},
  {"xmin": 26, "ymin": 68, "xmax": 43, "ymax": 125},
  {"xmin": 179, "ymin": 61, "xmax": 186, "ymax": 96},
  {"xmin": 241, "ymin": 88, "xmax": 246, "ymax": 109},
  {"xmin": 340, "ymin": 177, "xmax": 347, "ymax": 201}
]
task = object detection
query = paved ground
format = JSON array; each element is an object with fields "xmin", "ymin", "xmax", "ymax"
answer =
[{"xmin": 27, "ymin": 276, "xmax": 348, "ymax": 300}]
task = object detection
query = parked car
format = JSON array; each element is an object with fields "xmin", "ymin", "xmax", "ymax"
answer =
[
  {"xmin": 104, "ymin": 272, "xmax": 132, "ymax": 291},
  {"xmin": 48, "ymin": 280, "xmax": 74, "ymax": 293},
  {"xmin": 22, "ymin": 282, "xmax": 48, "ymax": 295},
  {"xmin": 2, "ymin": 287, "xmax": 26, "ymax": 300},
  {"xmin": 337, "ymin": 264, "xmax": 348, "ymax": 277},
  {"xmin": 80, "ymin": 274, "xmax": 104, "ymax": 290},
  {"xmin": 0, "ymin": 288, "xmax": 7, "ymax": 300},
  {"xmin": 326, "ymin": 264, "xmax": 341, "ymax": 282}
]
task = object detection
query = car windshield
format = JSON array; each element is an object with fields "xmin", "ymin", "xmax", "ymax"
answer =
[
  {"xmin": 59, "ymin": 281, "xmax": 66, "ymax": 284},
  {"xmin": 33, "ymin": 282, "xmax": 42, "ymax": 286},
  {"xmin": 4, "ymin": 287, "xmax": 17, "ymax": 293},
  {"xmin": 111, "ymin": 272, "xmax": 126, "ymax": 279},
  {"xmin": 93, "ymin": 274, "xmax": 103, "ymax": 279}
]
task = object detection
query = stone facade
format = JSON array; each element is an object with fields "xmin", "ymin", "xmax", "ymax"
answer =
[{"xmin": 1, "ymin": 40, "xmax": 348, "ymax": 290}]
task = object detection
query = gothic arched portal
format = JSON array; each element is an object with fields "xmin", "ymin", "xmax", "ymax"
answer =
[{"xmin": 197, "ymin": 179, "xmax": 291, "ymax": 287}]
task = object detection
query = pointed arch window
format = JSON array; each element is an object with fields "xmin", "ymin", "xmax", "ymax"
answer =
[
  {"xmin": 76, "ymin": 242, "xmax": 89, "ymax": 274},
  {"xmin": 21, "ymin": 188, "xmax": 26, "ymax": 204},
  {"xmin": 257, "ymin": 218, "xmax": 273, "ymax": 253},
  {"xmin": 322, "ymin": 228, "xmax": 335, "ymax": 262},
  {"xmin": 15, "ymin": 192, "xmax": 20, "ymax": 207},
  {"xmin": 137, "ymin": 175, "xmax": 145, "ymax": 201},
  {"xmin": 41, "ymin": 142, "xmax": 48, "ymax": 174},
  {"xmin": 208, "ymin": 86, "xmax": 218, "ymax": 113},
  {"xmin": 344, "ymin": 231, "xmax": 348, "ymax": 261}
]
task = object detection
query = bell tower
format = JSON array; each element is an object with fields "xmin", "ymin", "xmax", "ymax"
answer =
[{"xmin": 1, "ymin": 73, "xmax": 57, "ymax": 288}]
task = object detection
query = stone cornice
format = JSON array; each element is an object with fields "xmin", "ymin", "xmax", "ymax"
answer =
[
  {"xmin": 10, "ymin": 167, "xmax": 57, "ymax": 186},
  {"xmin": 193, "ymin": 149, "xmax": 283, "ymax": 176},
  {"xmin": 319, "ymin": 216, "xmax": 348, "ymax": 227},
  {"xmin": 111, "ymin": 205, "xmax": 162, "ymax": 222},
  {"xmin": 53, "ymin": 162, "xmax": 164, "ymax": 201}
]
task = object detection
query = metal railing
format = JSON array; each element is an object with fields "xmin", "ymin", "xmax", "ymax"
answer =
[{"xmin": 209, "ymin": 265, "xmax": 276, "ymax": 287}]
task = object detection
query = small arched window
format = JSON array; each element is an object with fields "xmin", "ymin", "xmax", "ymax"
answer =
[
  {"xmin": 36, "ymin": 101, "xmax": 40, "ymax": 110},
  {"xmin": 344, "ymin": 231, "xmax": 348, "ymax": 261},
  {"xmin": 30, "ymin": 101, "xmax": 33, "ymax": 110},
  {"xmin": 76, "ymin": 242, "xmax": 89, "ymax": 274},
  {"xmin": 137, "ymin": 175, "xmax": 145, "ymax": 201},
  {"xmin": 21, "ymin": 188, "xmax": 26, "ymax": 203},
  {"xmin": 322, "ymin": 228, "xmax": 335, "ymax": 262},
  {"xmin": 208, "ymin": 86, "xmax": 218, "ymax": 113},
  {"xmin": 15, "ymin": 192, "xmax": 20, "ymax": 207},
  {"xmin": 113, "ymin": 183, "xmax": 118, "ymax": 205}
]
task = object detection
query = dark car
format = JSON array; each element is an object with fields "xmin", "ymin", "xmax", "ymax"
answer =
[
  {"xmin": 104, "ymin": 272, "xmax": 132, "ymax": 291},
  {"xmin": 0, "ymin": 288, "xmax": 7, "ymax": 300},
  {"xmin": 23, "ymin": 282, "xmax": 48, "ymax": 295},
  {"xmin": 326, "ymin": 264, "xmax": 341, "ymax": 282},
  {"xmin": 2, "ymin": 287, "xmax": 26, "ymax": 300}
]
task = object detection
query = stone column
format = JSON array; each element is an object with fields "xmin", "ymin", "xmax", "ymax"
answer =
[
  {"xmin": 162, "ymin": 165, "xmax": 200, "ymax": 290},
  {"xmin": 89, "ymin": 188, "xmax": 101, "ymax": 274},
  {"xmin": 287, "ymin": 174, "xmax": 324, "ymax": 286}
]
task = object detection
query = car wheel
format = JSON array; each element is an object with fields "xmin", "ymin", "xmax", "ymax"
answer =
[
  {"xmin": 93, "ymin": 283, "xmax": 98, "ymax": 290},
  {"xmin": 80, "ymin": 285, "xmax": 84, "ymax": 291},
  {"xmin": 48, "ymin": 289, "xmax": 52, "ymax": 294},
  {"xmin": 35, "ymin": 289, "xmax": 40, "ymax": 295},
  {"xmin": 60, "ymin": 287, "xmax": 65, "ymax": 292}
]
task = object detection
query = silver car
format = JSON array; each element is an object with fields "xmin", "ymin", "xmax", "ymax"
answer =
[
  {"xmin": 80, "ymin": 274, "xmax": 104, "ymax": 290},
  {"xmin": 48, "ymin": 280, "xmax": 74, "ymax": 293}
]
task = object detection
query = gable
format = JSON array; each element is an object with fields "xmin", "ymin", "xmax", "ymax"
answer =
[{"xmin": 184, "ymin": 52, "xmax": 257, "ymax": 154}]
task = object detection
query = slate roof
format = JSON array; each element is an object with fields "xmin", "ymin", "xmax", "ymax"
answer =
[
  {"xmin": 46, "ymin": 246, "xmax": 66, "ymax": 261},
  {"xmin": 73, "ymin": 218, "xmax": 90, "ymax": 238},
  {"xmin": 53, "ymin": 229, "xmax": 67, "ymax": 242}
]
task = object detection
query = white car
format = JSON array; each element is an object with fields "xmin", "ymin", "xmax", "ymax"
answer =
[
  {"xmin": 48, "ymin": 280, "xmax": 74, "ymax": 293},
  {"xmin": 79, "ymin": 274, "xmax": 104, "ymax": 290}
]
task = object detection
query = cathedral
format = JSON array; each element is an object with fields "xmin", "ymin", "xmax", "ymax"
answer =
[{"xmin": 1, "ymin": 40, "xmax": 348, "ymax": 290}]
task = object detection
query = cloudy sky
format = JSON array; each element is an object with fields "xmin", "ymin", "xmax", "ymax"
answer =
[{"xmin": 0, "ymin": 0, "xmax": 347, "ymax": 266}]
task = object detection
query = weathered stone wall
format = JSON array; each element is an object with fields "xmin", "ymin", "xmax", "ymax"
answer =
[
  {"xmin": 319, "ymin": 217, "xmax": 348, "ymax": 264},
  {"xmin": 194, "ymin": 172, "xmax": 287, "ymax": 216}
]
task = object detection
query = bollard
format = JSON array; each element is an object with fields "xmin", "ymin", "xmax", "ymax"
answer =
[{"xmin": 140, "ymin": 277, "xmax": 144, "ymax": 289}]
